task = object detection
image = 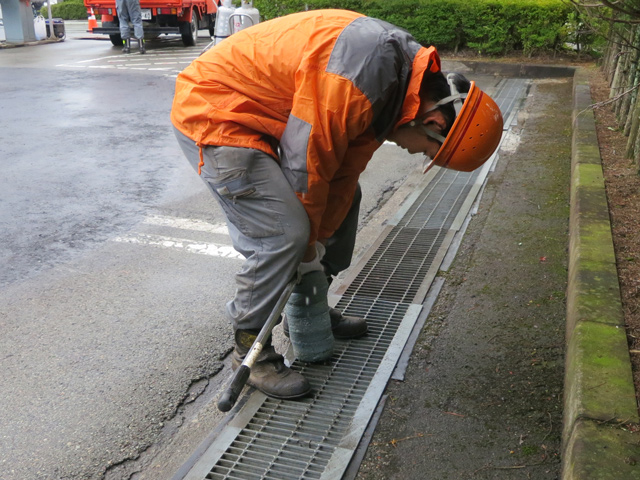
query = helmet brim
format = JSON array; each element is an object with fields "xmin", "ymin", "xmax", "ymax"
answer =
[{"xmin": 424, "ymin": 81, "xmax": 503, "ymax": 173}]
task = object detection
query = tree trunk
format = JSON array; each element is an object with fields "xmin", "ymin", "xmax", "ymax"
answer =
[
  {"xmin": 613, "ymin": 29, "xmax": 635, "ymax": 120},
  {"xmin": 623, "ymin": 27, "xmax": 640, "ymax": 138},
  {"xmin": 618, "ymin": 38, "xmax": 637, "ymax": 126},
  {"xmin": 604, "ymin": 22, "xmax": 622, "ymax": 84},
  {"xmin": 634, "ymin": 130, "xmax": 640, "ymax": 172},
  {"xmin": 625, "ymin": 96, "xmax": 640, "ymax": 160},
  {"xmin": 608, "ymin": 38, "xmax": 624, "ymax": 98}
]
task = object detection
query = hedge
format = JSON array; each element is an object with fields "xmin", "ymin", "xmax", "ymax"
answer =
[
  {"xmin": 39, "ymin": 0, "xmax": 90, "ymax": 20},
  {"xmin": 253, "ymin": 0, "xmax": 574, "ymax": 56},
  {"xmin": 41, "ymin": 0, "xmax": 581, "ymax": 56}
]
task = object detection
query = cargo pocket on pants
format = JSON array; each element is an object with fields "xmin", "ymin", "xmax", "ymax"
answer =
[{"xmin": 206, "ymin": 168, "xmax": 284, "ymax": 238}]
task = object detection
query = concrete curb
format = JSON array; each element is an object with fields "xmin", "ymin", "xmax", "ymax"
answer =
[
  {"xmin": 443, "ymin": 58, "xmax": 575, "ymax": 78},
  {"xmin": 562, "ymin": 67, "xmax": 640, "ymax": 478},
  {"xmin": 0, "ymin": 37, "xmax": 63, "ymax": 49}
]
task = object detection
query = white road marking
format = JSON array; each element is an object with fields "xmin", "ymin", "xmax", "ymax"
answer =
[
  {"xmin": 143, "ymin": 215, "xmax": 229, "ymax": 235},
  {"xmin": 75, "ymin": 55, "xmax": 122, "ymax": 64},
  {"xmin": 112, "ymin": 215, "xmax": 238, "ymax": 259},
  {"xmin": 55, "ymin": 47, "xmax": 200, "ymax": 75},
  {"xmin": 113, "ymin": 233, "xmax": 242, "ymax": 259}
]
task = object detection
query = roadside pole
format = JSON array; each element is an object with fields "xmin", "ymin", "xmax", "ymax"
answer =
[{"xmin": 46, "ymin": 1, "xmax": 53, "ymax": 39}]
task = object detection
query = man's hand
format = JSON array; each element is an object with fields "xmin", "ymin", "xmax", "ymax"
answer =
[
  {"xmin": 302, "ymin": 244, "xmax": 317, "ymax": 262},
  {"xmin": 302, "ymin": 238, "xmax": 328, "ymax": 262},
  {"xmin": 298, "ymin": 242, "xmax": 326, "ymax": 277}
]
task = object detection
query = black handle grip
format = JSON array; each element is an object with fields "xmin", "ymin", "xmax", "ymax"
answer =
[
  {"xmin": 216, "ymin": 277, "xmax": 298, "ymax": 412},
  {"xmin": 217, "ymin": 365, "xmax": 251, "ymax": 412}
]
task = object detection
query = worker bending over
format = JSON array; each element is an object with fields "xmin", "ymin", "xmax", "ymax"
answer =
[{"xmin": 171, "ymin": 9, "xmax": 503, "ymax": 400}]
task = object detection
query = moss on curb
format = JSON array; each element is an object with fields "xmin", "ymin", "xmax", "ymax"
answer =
[
  {"xmin": 563, "ymin": 67, "xmax": 640, "ymax": 478},
  {"xmin": 565, "ymin": 321, "xmax": 638, "ymax": 424},
  {"xmin": 564, "ymin": 419, "xmax": 640, "ymax": 480}
]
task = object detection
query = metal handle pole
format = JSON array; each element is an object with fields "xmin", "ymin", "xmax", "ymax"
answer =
[{"xmin": 217, "ymin": 274, "xmax": 299, "ymax": 412}]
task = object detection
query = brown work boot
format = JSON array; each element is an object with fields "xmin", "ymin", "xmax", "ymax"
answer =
[
  {"xmin": 329, "ymin": 308, "xmax": 368, "ymax": 339},
  {"xmin": 232, "ymin": 329, "xmax": 311, "ymax": 400},
  {"xmin": 283, "ymin": 307, "xmax": 368, "ymax": 340}
]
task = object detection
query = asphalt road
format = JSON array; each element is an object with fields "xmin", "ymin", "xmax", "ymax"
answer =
[{"xmin": 0, "ymin": 24, "xmax": 425, "ymax": 480}]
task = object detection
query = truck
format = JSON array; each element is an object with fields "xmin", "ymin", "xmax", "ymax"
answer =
[{"xmin": 84, "ymin": 0, "xmax": 217, "ymax": 47}]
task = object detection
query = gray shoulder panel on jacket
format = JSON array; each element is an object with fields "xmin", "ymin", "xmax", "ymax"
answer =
[
  {"xmin": 326, "ymin": 17, "xmax": 421, "ymax": 140},
  {"xmin": 280, "ymin": 114, "xmax": 311, "ymax": 194}
]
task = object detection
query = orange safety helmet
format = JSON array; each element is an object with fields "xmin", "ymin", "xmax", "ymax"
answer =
[{"xmin": 420, "ymin": 81, "xmax": 503, "ymax": 173}]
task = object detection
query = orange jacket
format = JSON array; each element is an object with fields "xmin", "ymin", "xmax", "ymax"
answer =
[{"xmin": 171, "ymin": 9, "xmax": 441, "ymax": 243}]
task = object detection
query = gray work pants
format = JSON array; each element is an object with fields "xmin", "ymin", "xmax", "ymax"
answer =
[
  {"xmin": 116, "ymin": 0, "xmax": 144, "ymax": 40},
  {"xmin": 174, "ymin": 128, "xmax": 360, "ymax": 331}
]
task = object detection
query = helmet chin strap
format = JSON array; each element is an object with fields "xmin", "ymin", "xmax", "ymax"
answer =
[
  {"xmin": 409, "ymin": 73, "xmax": 468, "ymax": 134},
  {"xmin": 419, "ymin": 124, "xmax": 446, "ymax": 143},
  {"xmin": 408, "ymin": 92, "xmax": 467, "ymax": 128},
  {"xmin": 408, "ymin": 73, "xmax": 469, "ymax": 157}
]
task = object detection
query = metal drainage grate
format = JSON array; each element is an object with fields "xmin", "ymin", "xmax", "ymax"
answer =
[
  {"xmin": 494, "ymin": 78, "xmax": 530, "ymax": 127},
  {"xmin": 187, "ymin": 300, "xmax": 413, "ymax": 480},
  {"xmin": 343, "ymin": 167, "xmax": 483, "ymax": 304},
  {"xmin": 177, "ymin": 78, "xmax": 531, "ymax": 480},
  {"xmin": 397, "ymin": 169, "xmax": 478, "ymax": 229},
  {"xmin": 342, "ymin": 227, "xmax": 449, "ymax": 304}
]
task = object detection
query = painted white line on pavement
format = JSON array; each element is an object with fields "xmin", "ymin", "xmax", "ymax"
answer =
[
  {"xmin": 113, "ymin": 233, "xmax": 242, "ymax": 259},
  {"xmin": 56, "ymin": 49, "xmax": 200, "ymax": 71},
  {"xmin": 75, "ymin": 55, "xmax": 122, "ymax": 64},
  {"xmin": 143, "ymin": 215, "xmax": 229, "ymax": 235}
]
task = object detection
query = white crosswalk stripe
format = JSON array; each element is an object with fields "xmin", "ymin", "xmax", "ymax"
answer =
[
  {"xmin": 143, "ymin": 214, "xmax": 229, "ymax": 234},
  {"xmin": 56, "ymin": 46, "xmax": 202, "ymax": 76},
  {"xmin": 113, "ymin": 215, "xmax": 241, "ymax": 259}
]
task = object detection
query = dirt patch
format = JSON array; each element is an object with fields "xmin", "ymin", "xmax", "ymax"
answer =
[{"xmin": 590, "ymin": 71, "xmax": 640, "ymax": 407}]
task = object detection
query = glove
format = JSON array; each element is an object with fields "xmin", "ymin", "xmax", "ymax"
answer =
[{"xmin": 297, "ymin": 242, "xmax": 326, "ymax": 277}]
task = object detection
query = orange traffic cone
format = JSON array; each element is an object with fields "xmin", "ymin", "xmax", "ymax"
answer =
[{"xmin": 87, "ymin": 8, "xmax": 98, "ymax": 32}]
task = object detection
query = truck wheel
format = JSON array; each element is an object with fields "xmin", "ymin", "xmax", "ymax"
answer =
[
  {"xmin": 109, "ymin": 33, "xmax": 123, "ymax": 46},
  {"xmin": 180, "ymin": 15, "xmax": 198, "ymax": 46}
]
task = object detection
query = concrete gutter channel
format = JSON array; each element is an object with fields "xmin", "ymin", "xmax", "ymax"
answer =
[{"xmin": 455, "ymin": 61, "xmax": 640, "ymax": 478}]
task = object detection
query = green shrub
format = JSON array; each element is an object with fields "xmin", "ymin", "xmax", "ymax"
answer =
[
  {"xmin": 39, "ymin": 0, "xmax": 89, "ymax": 20},
  {"xmin": 252, "ymin": 0, "xmax": 581, "ymax": 56},
  {"xmin": 463, "ymin": 1, "xmax": 521, "ymax": 55},
  {"xmin": 564, "ymin": 9, "xmax": 608, "ymax": 57},
  {"xmin": 514, "ymin": 0, "xmax": 570, "ymax": 56},
  {"xmin": 362, "ymin": 0, "xmax": 467, "ymax": 50}
]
